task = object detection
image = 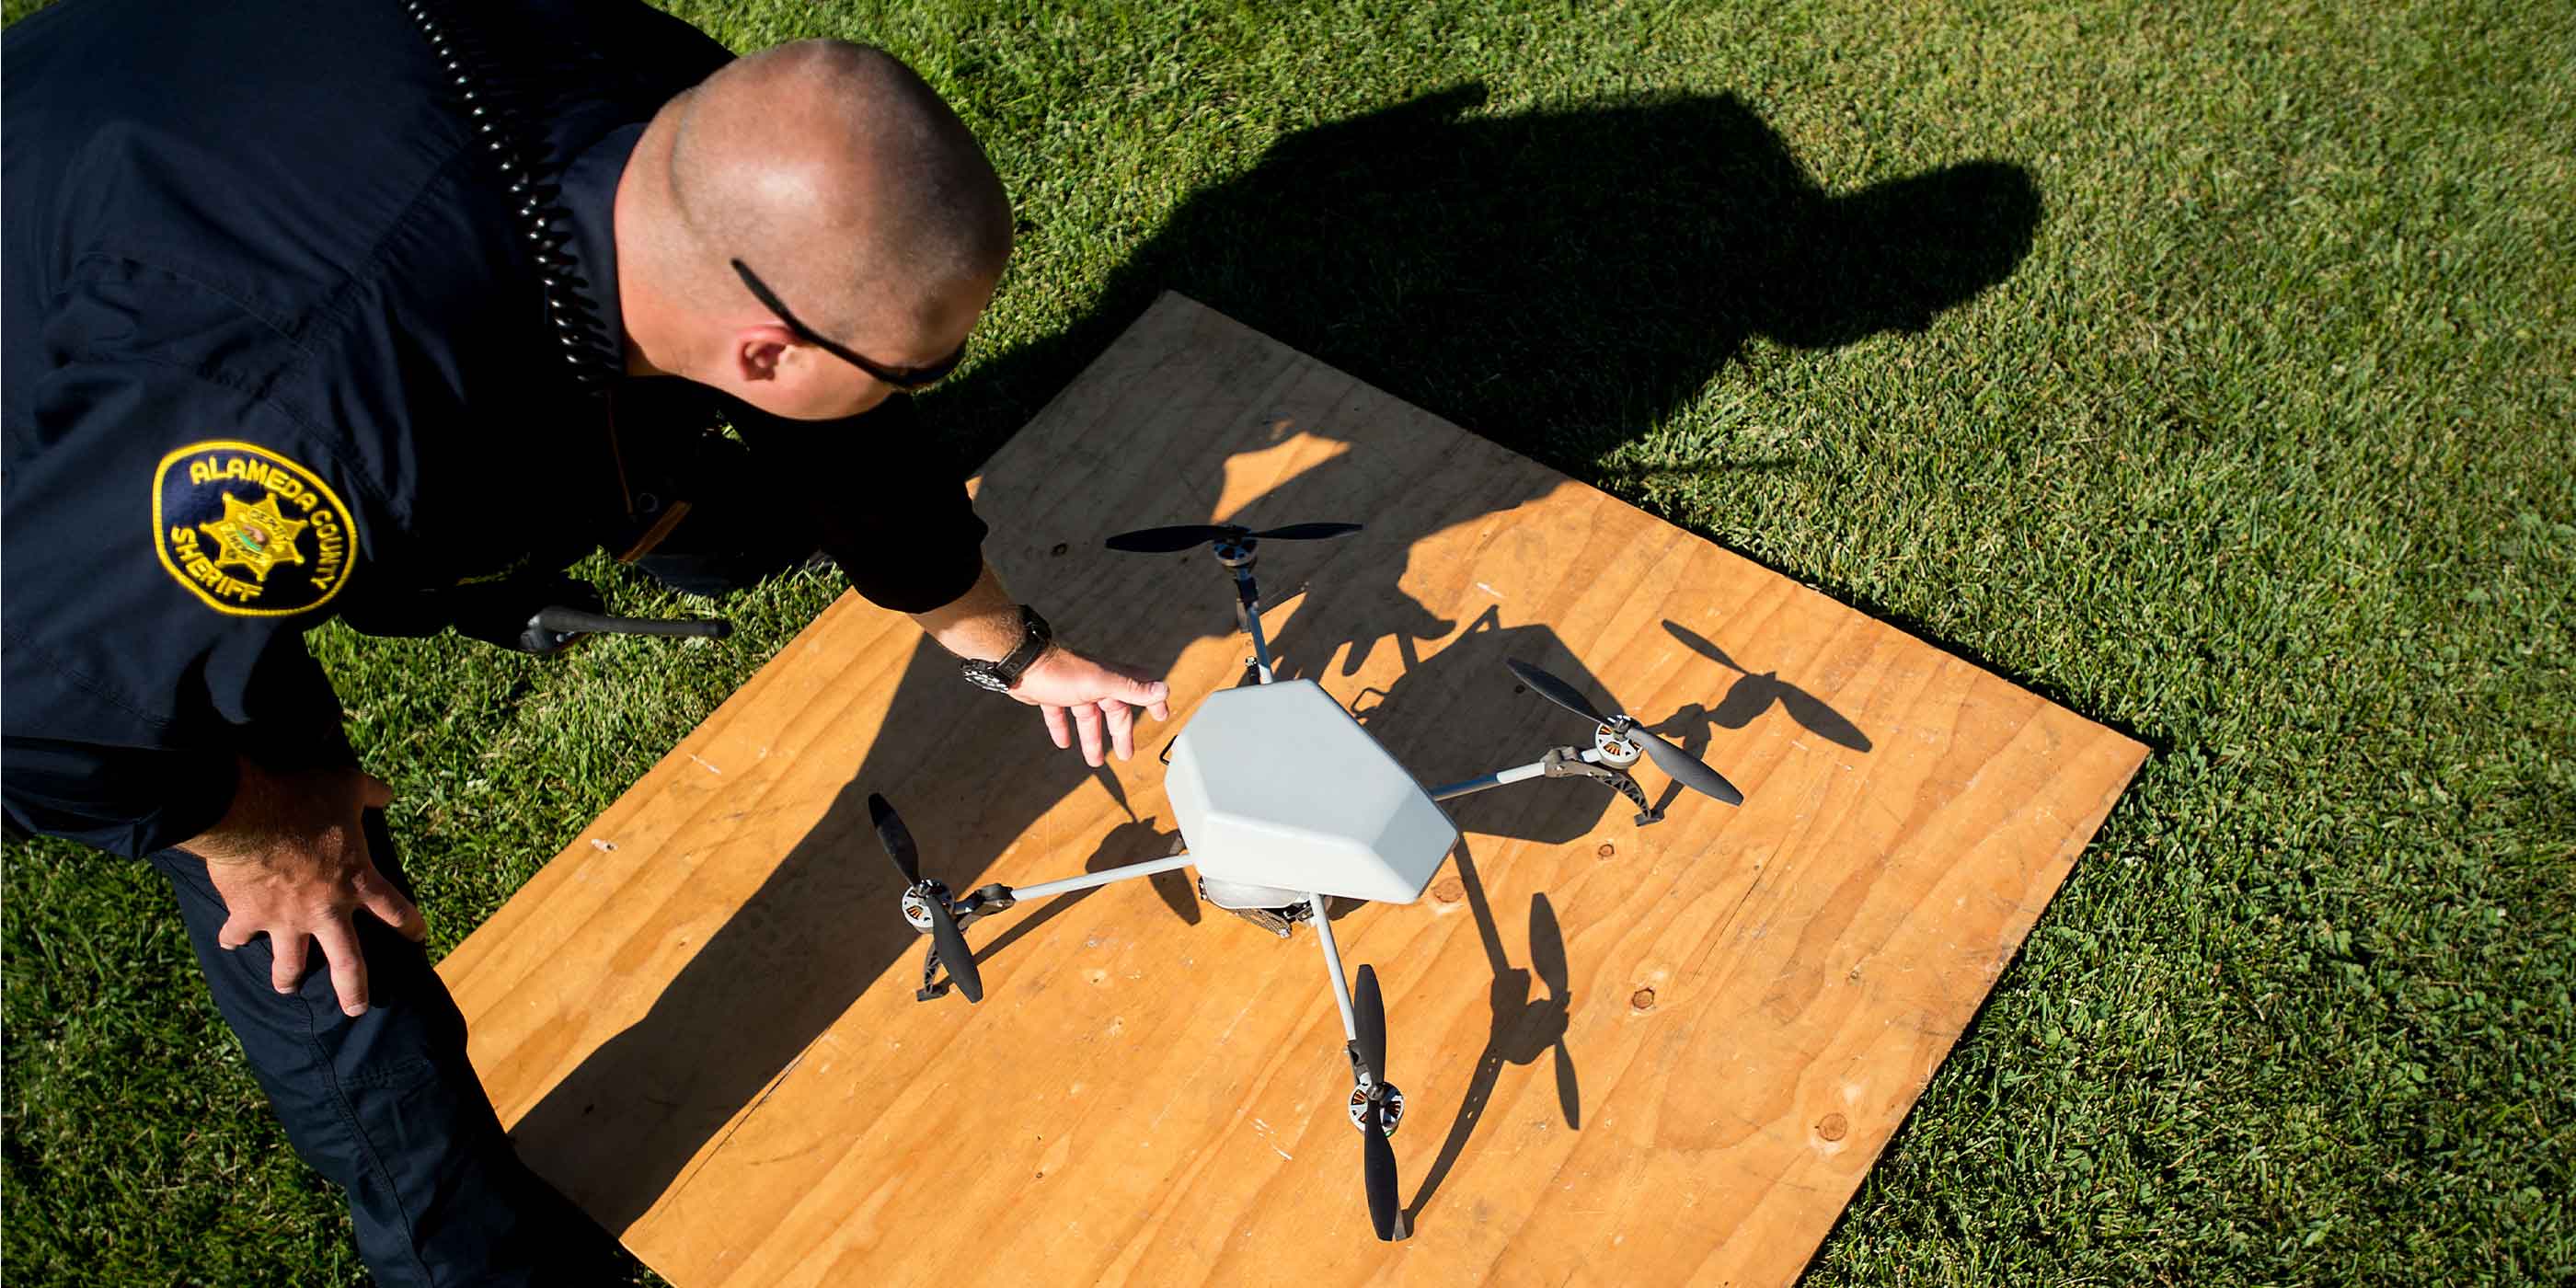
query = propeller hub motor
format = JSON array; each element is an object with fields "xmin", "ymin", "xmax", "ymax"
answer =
[
  {"xmin": 1347, "ymin": 1083, "xmax": 1406, "ymax": 1136},
  {"xmin": 1593, "ymin": 722, "xmax": 1643, "ymax": 767},
  {"xmin": 899, "ymin": 881, "xmax": 949, "ymax": 933},
  {"xmin": 1213, "ymin": 538, "xmax": 1257, "ymax": 568}
]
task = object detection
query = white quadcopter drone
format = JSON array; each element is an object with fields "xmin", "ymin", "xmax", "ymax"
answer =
[{"xmin": 869, "ymin": 521, "xmax": 1745, "ymax": 1241}]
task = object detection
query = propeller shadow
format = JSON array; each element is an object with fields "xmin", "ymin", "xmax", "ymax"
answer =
[
  {"xmin": 1644, "ymin": 618, "xmax": 1872, "ymax": 816},
  {"xmin": 1662, "ymin": 619, "xmax": 1871, "ymax": 752},
  {"xmin": 1403, "ymin": 845, "xmax": 1580, "ymax": 1231}
]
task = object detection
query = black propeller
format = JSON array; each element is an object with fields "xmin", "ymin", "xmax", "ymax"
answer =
[
  {"xmin": 868, "ymin": 793, "xmax": 983, "ymax": 1004},
  {"xmin": 1103, "ymin": 521, "xmax": 1363, "ymax": 553},
  {"xmin": 1352, "ymin": 964, "xmax": 1401, "ymax": 1241},
  {"xmin": 868, "ymin": 792, "xmax": 921, "ymax": 883},
  {"xmin": 1504, "ymin": 658, "xmax": 1746, "ymax": 807}
]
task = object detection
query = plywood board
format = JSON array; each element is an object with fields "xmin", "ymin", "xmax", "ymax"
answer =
[{"xmin": 440, "ymin": 293, "xmax": 2145, "ymax": 1286}]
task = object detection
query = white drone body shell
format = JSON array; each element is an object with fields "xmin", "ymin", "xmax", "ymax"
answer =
[{"xmin": 1167, "ymin": 680, "xmax": 1460, "ymax": 907}]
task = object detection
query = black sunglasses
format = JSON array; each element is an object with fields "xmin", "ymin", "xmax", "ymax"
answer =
[{"xmin": 730, "ymin": 259, "xmax": 968, "ymax": 390}]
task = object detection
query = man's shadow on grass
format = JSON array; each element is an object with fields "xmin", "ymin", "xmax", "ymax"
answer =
[
  {"xmin": 509, "ymin": 86, "xmax": 2035, "ymax": 1235},
  {"xmin": 930, "ymin": 84, "xmax": 2041, "ymax": 472}
]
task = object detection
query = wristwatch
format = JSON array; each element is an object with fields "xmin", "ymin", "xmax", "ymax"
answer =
[{"xmin": 960, "ymin": 605, "xmax": 1053, "ymax": 693}]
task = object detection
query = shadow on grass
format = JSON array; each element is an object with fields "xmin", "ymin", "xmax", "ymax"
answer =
[
  {"xmin": 926, "ymin": 84, "xmax": 2041, "ymax": 472},
  {"xmin": 508, "ymin": 85, "xmax": 2035, "ymax": 1235}
]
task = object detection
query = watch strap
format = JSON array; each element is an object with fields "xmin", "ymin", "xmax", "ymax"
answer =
[{"xmin": 964, "ymin": 605, "xmax": 1052, "ymax": 690}]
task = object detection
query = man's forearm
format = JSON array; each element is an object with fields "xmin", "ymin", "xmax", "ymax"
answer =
[
  {"xmin": 185, "ymin": 755, "xmax": 362, "ymax": 866},
  {"xmin": 907, "ymin": 560, "xmax": 1028, "ymax": 661},
  {"xmin": 903, "ymin": 558, "xmax": 1169, "ymax": 764},
  {"xmin": 1, "ymin": 736, "xmax": 241, "ymax": 859}
]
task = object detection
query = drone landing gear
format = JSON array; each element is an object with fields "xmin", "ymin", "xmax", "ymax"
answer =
[
  {"xmin": 1541, "ymin": 745, "xmax": 1661, "ymax": 827},
  {"xmin": 911, "ymin": 882, "xmax": 1015, "ymax": 1001}
]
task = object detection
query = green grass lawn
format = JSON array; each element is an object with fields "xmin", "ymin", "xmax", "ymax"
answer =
[{"xmin": 6, "ymin": 0, "xmax": 2571, "ymax": 1282}]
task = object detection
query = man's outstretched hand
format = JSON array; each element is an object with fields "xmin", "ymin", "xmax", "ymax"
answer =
[
  {"xmin": 908, "ymin": 563, "xmax": 1173, "ymax": 766},
  {"xmin": 184, "ymin": 759, "xmax": 427, "ymax": 1017},
  {"xmin": 1012, "ymin": 645, "xmax": 1171, "ymax": 766}
]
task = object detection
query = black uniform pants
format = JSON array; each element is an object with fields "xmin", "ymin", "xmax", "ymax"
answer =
[{"xmin": 149, "ymin": 813, "xmax": 620, "ymax": 1286}]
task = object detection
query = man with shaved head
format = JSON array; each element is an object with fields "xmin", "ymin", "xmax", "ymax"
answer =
[
  {"xmin": 635, "ymin": 40, "xmax": 1017, "ymax": 421},
  {"xmin": 6, "ymin": 2, "xmax": 1156, "ymax": 1281}
]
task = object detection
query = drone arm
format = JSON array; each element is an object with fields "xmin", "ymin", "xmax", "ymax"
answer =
[
  {"xmin": 1307, "ymin": 891, "xmax": 1363, "ymax": 1046},
  {"xmin": 1428, "ymin": 761, "xmax": 1549, "ymax": 802},
  {"xmin": 913, "ymin": 857, "xmax": 1190, "ymax": 1000},
  {"xmin": 1234, "ymin": 567, "xmax": 1277, "ymax": 684},
  {"xmin": 1008, "ymin": 851, "xmax": 1196, "ymax": 903},
  {"xmin": 1427, "ymin": 747, "xmax": 1611, "ymax": 802}
]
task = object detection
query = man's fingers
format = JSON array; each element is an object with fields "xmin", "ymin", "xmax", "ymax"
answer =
[
  {"xmin": 1073, "ymin": 701, "xmax": 1106, "ymax": 767},
  {"xmin": 357, "ymin": 868, "xmax": 428, "ymax": 942},
  {"xmin": 1119, "ymin": 676, "xmax": 1172, "ymax": 720},
  {"xmin": 1018, "ymin": 650, "xmax": 1167, "ymax": 757},
  {"xmin": 1118, "ymin": 673, "xmax": 1169, "ymax": 722},
  {"xmin": 315, "ymin": 921, "xmax": 371, "ymax": 1017},
  {"xmin": 217, "ymin": 915, "xmax": 256, "ymax": 951},
  {"xmin": 1103, "ymin": 698, "xmax": 1137, "ymax": 762},
  {"xmin": 332, "ymin": 789, "xmax": 428, "ymax": 940},
  {"xmin": 270, "ymin": 931, "xmax": 309, "ymax": 994}
]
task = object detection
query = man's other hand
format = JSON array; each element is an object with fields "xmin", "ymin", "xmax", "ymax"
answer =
[
  {"xmin": 1012, "ymin": 646, "xmax": 1171, "ymax": 766},
  {"xmin": 184, "ymin": 760, "xmax": 427, "ymax": 1016}
]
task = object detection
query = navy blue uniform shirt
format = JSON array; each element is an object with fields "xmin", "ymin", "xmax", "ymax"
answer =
[{"xmin": 3, "ymin": 0, "xmax": 990, "ymax": 857}]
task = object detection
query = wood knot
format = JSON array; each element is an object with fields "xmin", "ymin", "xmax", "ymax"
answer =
[
  {"xmin": 1430, "ymin": 878, "xmax": 1466, "ymax": 904},
  {"xmin": 1815, "ymin": 1113, "xmax": 1849, "ymax": 1142},
  {"xmin": 1629, "ymin": 987, "xmax": 1656, "ymax": 1011},
  {"xmin": 1595, "ymin": 843, "xmax": 1616, "ymax": 859}
]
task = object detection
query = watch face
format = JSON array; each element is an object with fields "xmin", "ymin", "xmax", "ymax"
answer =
[{"xmin": 961, "ymin": 662, "xmax": 1014, "ymax": 693}]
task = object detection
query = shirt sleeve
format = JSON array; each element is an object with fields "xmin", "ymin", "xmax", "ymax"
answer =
[
  {"xmin": 2, "ymin": 354, "xmax": 382, "ymax": 857},
  {"xmin": 724, "ymin": 393, "xmax": 989, "ymax": 614}
]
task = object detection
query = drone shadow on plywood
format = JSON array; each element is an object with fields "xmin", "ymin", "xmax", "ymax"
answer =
[{"xmin": 1404, "ymin": 851, "xmax": 1581, "ymax": 1229}]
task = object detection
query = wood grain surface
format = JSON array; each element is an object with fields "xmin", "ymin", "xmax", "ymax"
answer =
[{"xmin": 439, "ymin": 293, "xmax": 2145, "ymax": 1286}]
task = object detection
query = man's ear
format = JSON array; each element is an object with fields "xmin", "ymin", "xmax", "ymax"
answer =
[{"xmin": 731, "ymin": 326, "xmax": 798, "ymax": 384}]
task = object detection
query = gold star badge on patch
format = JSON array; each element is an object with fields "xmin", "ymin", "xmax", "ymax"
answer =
[{"xmin": 199, "ymin": 491, "xmax": 310, "ymax": 582}]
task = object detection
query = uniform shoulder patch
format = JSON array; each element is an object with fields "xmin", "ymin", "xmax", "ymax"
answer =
[{"xmin": 152, "ymin": 440, "xmax": 361, "ymax": 617}]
